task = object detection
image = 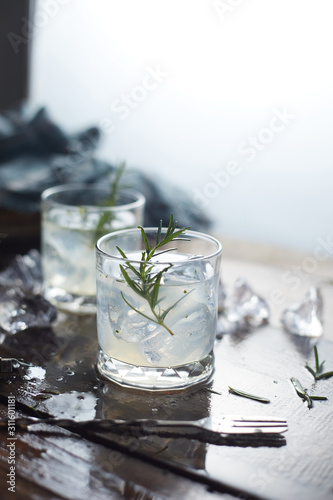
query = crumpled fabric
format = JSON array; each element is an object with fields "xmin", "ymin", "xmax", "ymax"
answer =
[{"xmin": 0, "ymin": 106, "xmax": 210, "ymax": 230}]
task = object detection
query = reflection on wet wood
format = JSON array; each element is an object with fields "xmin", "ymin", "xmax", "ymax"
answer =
[
  {"xmin": 0, "ymin": 312, "xmax": 332, "ymax": 499},
  {"xmin": 0, "ymin": 427, "xmax": 235, "ymax": 500}
]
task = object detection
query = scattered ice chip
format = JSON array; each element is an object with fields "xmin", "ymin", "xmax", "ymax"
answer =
[
  {"xmin": 0, "ymin": 287, "xmax": 57, "ymax": 334},
  {"xmin": 0, "ymin": 249, "xmax": 42, "ymax": 294},
  {"xmin": 227, "ymin": 278, "xmax": 270, "ymax": 327},
  {"xmin": 281, "ymin": 287, "xmax": 323, "ymax": 337},
  {"xmin": 216, "ymin": 278, "xmax": 269, "ymax": 338},
  {"xmin": 216, "ymin": 315, "xmax": 247, "ymax": 339}
]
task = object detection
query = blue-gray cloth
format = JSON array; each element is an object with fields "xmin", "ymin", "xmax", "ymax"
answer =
[{"xmin": 0, "ymin": 107, "xmax": 209, "ymax": 230}]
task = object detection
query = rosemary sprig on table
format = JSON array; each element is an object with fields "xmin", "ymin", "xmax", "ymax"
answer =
[
  {"xmin": 305, "ymin": 345, "xmax": 333, "ymax": 380},
  {"xmin": 117, "ymin": 214, "xmax": 190, "ymax": 336},
  {"xmin": 290, "ymin": 377, "xmax": 328, "ymax": 409},
  {"xmin": 228, "ymin": 386, "xmax": 271, "ymax": 404}
]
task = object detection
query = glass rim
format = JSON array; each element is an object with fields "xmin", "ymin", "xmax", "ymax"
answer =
[
  {"xmin": 41, "ymin": 184, "xmax": 145, "ymax": 212},
  {"xmin": 96, "ymin": 227, "xmax": 222, "ymax": 265}
]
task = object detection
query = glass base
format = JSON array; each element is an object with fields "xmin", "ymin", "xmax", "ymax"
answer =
[
  {"xmin": 96, "ymin": 349, "xmax": 214, "ymax": 391},
  {"xmin": 44, "ymin": 287, "xmax": 96, "ymax": 315}
]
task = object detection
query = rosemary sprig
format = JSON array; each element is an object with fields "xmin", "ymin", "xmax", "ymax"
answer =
[
  {"xmin": 290, "ymin": 377, "xmax": 328, "ymax": 409},
  {"xmin": 305, "ymin": 345, "xmax": 333, "ymax": 380},
  {"xmin": 117, "ymin": 214, "xmax": 191, "ymax": 336},
  {"xmin": 228, "ymin": 386, "xmax": 270, "ymax": 404},
  {"xmin": 94, "ymin": 162, "xmax": 126, "ymax": 238}
]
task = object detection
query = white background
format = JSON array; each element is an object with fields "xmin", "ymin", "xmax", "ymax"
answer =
[{"xmin": 29, "ymin": 0, "xmax": 333, "ymax": 253}]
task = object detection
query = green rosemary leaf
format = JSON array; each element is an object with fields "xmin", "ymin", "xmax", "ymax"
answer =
[
  {"xmin": 155, "ymin": 296, "xmax": 165, "ymax": 306},
  {"xmin": 93, "ymin": 163, "xmax": 126, "ymax": 244},
  {"xmin": 305, "ymin": 346, "xmax": 332, "ymax": 381},
  {"xmin": 166, "ymin": 213, "xmax": 174, "ymax": 235},
  {"xmin": 204, "ymin": 388, "xmax": 222, "ymax": 395},
  {"xmin": 95, "ymin": 212, "xmax": 111, "ymax": 235},
  {"xmin": 116, "ymin": 247, "xmax": 142, "ymax": 279},
  {"xmin": 290, "ymin": 377, "xmax": 307, "ymax": 397},
  {"xmin": 228, "ymin": 386, "xmax": 270, "ymax": 403},
  {"xmin": 139, "ymin": 254, "xmax": 146, "ymax": 276},
  {"xmin": 156, "ymin": 228, "xmax": 190, "ymax": 248},
  {"xmin": 318, "ymin": 361, "xmax": 325, "ymax": 372},
  {"xmin": 119, "ymin": 265, "xmax": 143, "ymax": 296},
  {"xmin": 304, "ymin": 393, "xmax": 312, "ymax": 409},
  {"xmin": 120, "ymin": 293, "xmax": 159, "ymax": 324},
  {"xmin": 107, "ymin": 162, "xmax": 126, "ymax": 206},
  {"xmin": 139, "ymin": 226, "xmax": 150, "ymax": 254},
  {"xmin": 117, "ymin": 213, "xmax": 190, "ymax": 336},
  {"xmin": 305, "ymin": 364, "xmax": 316, "ymax": 378},
  {"xmin": 156, "ymin": 219, "xmax": 162, "ymax": 245},
  {"xmin": 153, "ymin": 247, "xmax": 178, "ymax": 258},
  {"xmin": 316, "ymin": 371, "xmax": 333, "ymax": 380},
  {"xmin": 125, "ymin": 263, "xmax": 142, "ymax": 280},
  {"xmin": 145, "ymin": 265, "xmax": 154, "ymax": 276},
  {"xmin": 160, "ymin": 290, "xmax": 194, "ymax": 321},
  {"xmin": 116, "ymin": 246, "xmax": 127, "ymax": 259},
  {"xmin": 151, "ymin": 272, "xmax": 163, "ymax": 309},
  {"xmin": 290, "ymin": 376, "xmax": 327, "ymax": 409},
  {"xmin": 314, "ymin": 345, "xmax": 320, "ymax": 373}
]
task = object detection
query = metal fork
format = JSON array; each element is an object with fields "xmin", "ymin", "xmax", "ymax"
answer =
[{"xmin": 0, "ymin": 415, "xmax": 288, "ymax": 437}]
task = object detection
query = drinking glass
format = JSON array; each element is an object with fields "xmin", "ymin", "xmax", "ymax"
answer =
[
  {"xmin": 41, "ymin": 184, "xmax": 145, "ymax": 314},
  {"xmin": 96, "ymin": 227, "xmax": 222, "ymax": 390}
]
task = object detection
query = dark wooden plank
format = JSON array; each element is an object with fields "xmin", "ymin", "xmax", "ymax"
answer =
[{"xmin": 0, "ymin": 422, "xmax": 237, "ymax": 500}]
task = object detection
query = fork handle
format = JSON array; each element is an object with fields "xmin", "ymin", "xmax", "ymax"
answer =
[
  {"xmin": 0, "ymin": 417, "xmax": 204, "ymax": 436},
  {"xmin": 0, "ymin": 417, "xmax": 286, "ymax": 446}
]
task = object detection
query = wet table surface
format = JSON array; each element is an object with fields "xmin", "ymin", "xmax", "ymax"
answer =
[{"xmin": 0, "ymin": 311, "xmax": 333, "ymax": 500}]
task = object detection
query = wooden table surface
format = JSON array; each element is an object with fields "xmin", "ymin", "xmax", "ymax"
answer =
[
  {"xmin": 1, "ymin": 312, "xmax": 333, "ymax": 500},
  {"xmin": 0, "ymin": 246, "xmax": 333, "ymax": 500}
]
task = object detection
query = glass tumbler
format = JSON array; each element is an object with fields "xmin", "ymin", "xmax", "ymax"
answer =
[
  {"xmin": 96, "ymin": 227, "xmax": 222, "ymax": 390},
  {"xmin": 41, "ymin": 184, "xmax": 145, "ymax": 314}
]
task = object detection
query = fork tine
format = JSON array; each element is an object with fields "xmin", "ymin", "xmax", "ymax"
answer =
[
  {"xmin": 232, "ymin": 421, "xmax": 287, "ymax": 427},
  {"xmin": 230, "ymin": 416, "xmax": 288, "ymax": 434},
  {"xmin": 228, "ymin": 425, "xmax": 288, "ymax": 434},
  {"xmin": 211, "ymin": 415, "xmax": 288, "ymax": 434},
  {"xmin": 232, "ymin": 416, "xmax": 287, "ymax": 423},
  {"xmin": 233, "ymin": 422, "xmax": 287, "ymax": 427}
]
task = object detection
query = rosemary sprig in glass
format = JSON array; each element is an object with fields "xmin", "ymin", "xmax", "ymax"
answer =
[
  {"xmin": 117, "ymin": 214, "xmax": 191, "ymax": 336},
  {"xmin": 94, "ymin": 162, "xmax": 126, "ymax": 240},
  {"xmin": 305, "ymin": 345, "xmax": 333, "ymax": 380}
]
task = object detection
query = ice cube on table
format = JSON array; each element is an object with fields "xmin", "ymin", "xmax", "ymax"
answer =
[
  {"xmin": 226, "ymin": 278, "xmax": 270, "ymax": 327},
  {"xmin": 281, "ymin": 287, "xmax": 323, "ymax": 337},
  {"xmin": 0, "ymin": 287, "xmax": 57, "ymax": 335},
  {"xmin": 216, "ymin": 278, "xmax": 270, "ymax": 338},
  {"xmin": 0, "ymin": 250, "xmax": 57, "ymax": 334}
]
